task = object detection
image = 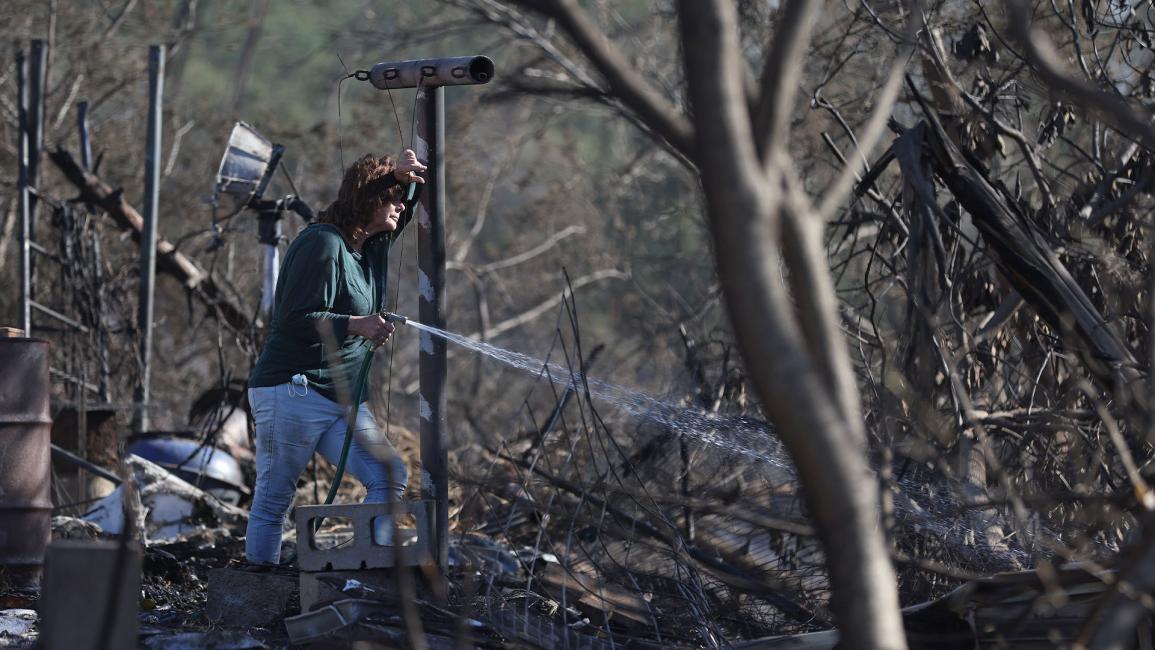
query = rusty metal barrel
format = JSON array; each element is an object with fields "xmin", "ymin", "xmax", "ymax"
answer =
[{"xmin": 0, "ymin": 338, "xmax": 52, "ymax": 588}]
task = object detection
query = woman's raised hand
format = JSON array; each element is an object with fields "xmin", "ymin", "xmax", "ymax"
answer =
[{"xmin": 393, "ymin": 148, "xmax": 427, "ymax": 184}]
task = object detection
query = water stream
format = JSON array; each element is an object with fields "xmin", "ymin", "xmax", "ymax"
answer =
[
  {"xmin": 405, "ymin": 319, "xmax": 1050, "ymax": 565},
  {"xmin": 407, "ymin": 320, "xmax": 790, "ymax": 469}
]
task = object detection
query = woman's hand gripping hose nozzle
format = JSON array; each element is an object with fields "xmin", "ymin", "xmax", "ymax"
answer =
[{"xmin": 368, "ymin": 312, "xmax": 408, "ymax": 352}]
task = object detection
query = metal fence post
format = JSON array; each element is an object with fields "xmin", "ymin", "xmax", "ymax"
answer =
[
  {"xmin": 134, "ymin": 45, "xmax": 164, "ymax": 433},
  {"xmin": 16, "ymin": 51, "xmax": 31, "ymax": 336},
  {"xmin": 27, "ymin": 40, "xmax": 45, "ymax": 246},
  {"xmin": 78, "ymin": 99, "xmax": 112, "ymax": 400}
]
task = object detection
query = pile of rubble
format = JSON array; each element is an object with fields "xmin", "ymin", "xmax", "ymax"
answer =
[
  {"xmin": 2, "ymin": 443, "xmax": 1137, "ymax": 649},
  {"xmin": 0, "ymin": 449, "xmax": 672, "ymax": 649},
  {"xmin": 3, "ymin": 455, "xmax": 258, "ymax": 648}
]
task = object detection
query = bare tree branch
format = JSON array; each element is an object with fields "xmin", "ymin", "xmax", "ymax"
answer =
[
  {"xmin": 473, "ymin": 269, "xmax": 627, "ymax": 340},
  {"xmin": 451, "ymin": 225, "xmax": 586, "ymax": 275},
  {"xmin": 1007, "ymin": 0, "xmax": 1155, "ymax": 152},
  {"xmin": 752, "ymin": 0, "xmax": 823, "ymax": 164},
  {"xmin": 817, "ymin": 3, "xmax": 916, "ymax": 220},
  {"xmin": 504, "ymin": 0, "xmax": 694, "ymax": 157}
]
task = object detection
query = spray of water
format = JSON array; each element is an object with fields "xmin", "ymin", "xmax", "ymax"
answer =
[
  {"xmin": 408, "ymin": 321, "xmax": 786, "ymax": 463},
  {"xmin": 405, "ymin": 319, "xmax": 1049, "ymax": 565}
]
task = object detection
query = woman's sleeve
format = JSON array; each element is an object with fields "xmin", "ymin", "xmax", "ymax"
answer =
[
  {"xmin": 393, "ymin": 182, "xmax": 422, "ymax": 236},
  {"xmin": 276, "ymin": 232, "xmax": 352, "ymax": 343}
]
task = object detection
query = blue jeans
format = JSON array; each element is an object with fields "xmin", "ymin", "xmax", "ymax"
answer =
[{"xmin": 245, "ymin": 383, "xmax": 408, "ymax": 564}]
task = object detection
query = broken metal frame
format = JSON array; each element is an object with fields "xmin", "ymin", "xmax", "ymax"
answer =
[
  {"xmin": 16, "ymin": 41, "xmax": 98, "ymax": 505},
  {"xmin": 12, "ymin": 40, "xmax": 159, "ymax": 509},
  {"xmin": 16, "ymin": 40, "xmax": 106, "ymax": 387},
  {"xmin": 362, "ymin": 55, "xmax": 495, "ymax": 571}
]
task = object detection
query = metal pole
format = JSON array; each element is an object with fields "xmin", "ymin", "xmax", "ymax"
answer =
[
  {"xmin": 16, "ymin": 51, "xmax": 31, "ymax": 336},
  {"xmin": 78, "ymin": 98, "xmax": 110, "ymax": 400},
  {"xmin": 361, "ymin": 55, "xmax": 491, "ymax": 572},
  {"xmin": 27, "ymin": 40, "xmax": 45, "ymax": 245},
  {"xmin": 93, "ymin": 232, "xmax": 112, "ymax": 402},
  {"xmin": 253, "ymin": 145, "xmax": 285, "ymax": 322},
  {"xmin": 134, "ymin": 45, "xmax": 164, "ymax": 433},
  {"xmin": 50, "ymin": 445, "xmax": 123, "ymax": 486},
  {"xmin": 79, "ymin": 367, "xmax": 88, "ymax": 503},
  {"xmin": 77, "ymin": 100, "xmax": 93, "ymax": 171},
  {"xmin": 260, "ymin": 243, "xmax": 280, "ymax": 320},
  {"xmin": 415, "ymin": 85, "xmax": 449, "ymax": 569},
  {"xmin": 256, "ymin": 208, "xmax": 283, "ymax": 322}
]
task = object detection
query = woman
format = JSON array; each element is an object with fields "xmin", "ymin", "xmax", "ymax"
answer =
[{"xmin": 245, "ymin": 149, "xmax": 427, "ymax": 565}]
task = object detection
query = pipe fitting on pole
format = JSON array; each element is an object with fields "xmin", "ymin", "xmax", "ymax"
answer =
[{"xmin": 368, "ymin": 56, "xmax": 494, "ymax": 90}]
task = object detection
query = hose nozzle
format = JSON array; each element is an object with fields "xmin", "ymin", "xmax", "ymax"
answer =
[{"xmin": 383, "ymin": 312, "xmax": 408, "ymax": 325}]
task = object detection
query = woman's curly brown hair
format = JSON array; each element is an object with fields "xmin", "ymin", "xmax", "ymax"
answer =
[{"xmin": 317, "ymin": 154, "xmax": 405, "ymax": 234}]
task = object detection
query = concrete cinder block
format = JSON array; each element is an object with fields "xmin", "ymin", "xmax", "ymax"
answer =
[
  {"xmin": 205, "ymin": 566, "xmax": 299, "ymax": 628},
  {"xmin": 295, "ymin": 501, "xmax": 434, "ymax": 572},
  {"xmin": 40, "ymin": 539, "xmax": 141, "ymax": 650}
]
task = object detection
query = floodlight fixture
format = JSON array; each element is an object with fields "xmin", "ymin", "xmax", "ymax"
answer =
[
  {"xmin": 212, "ymin": 121, "xmax": 276, "ymax": 218},
  {"xmin": 211, "ymin": 122, "xmax": 314, "ymax": 321}
]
